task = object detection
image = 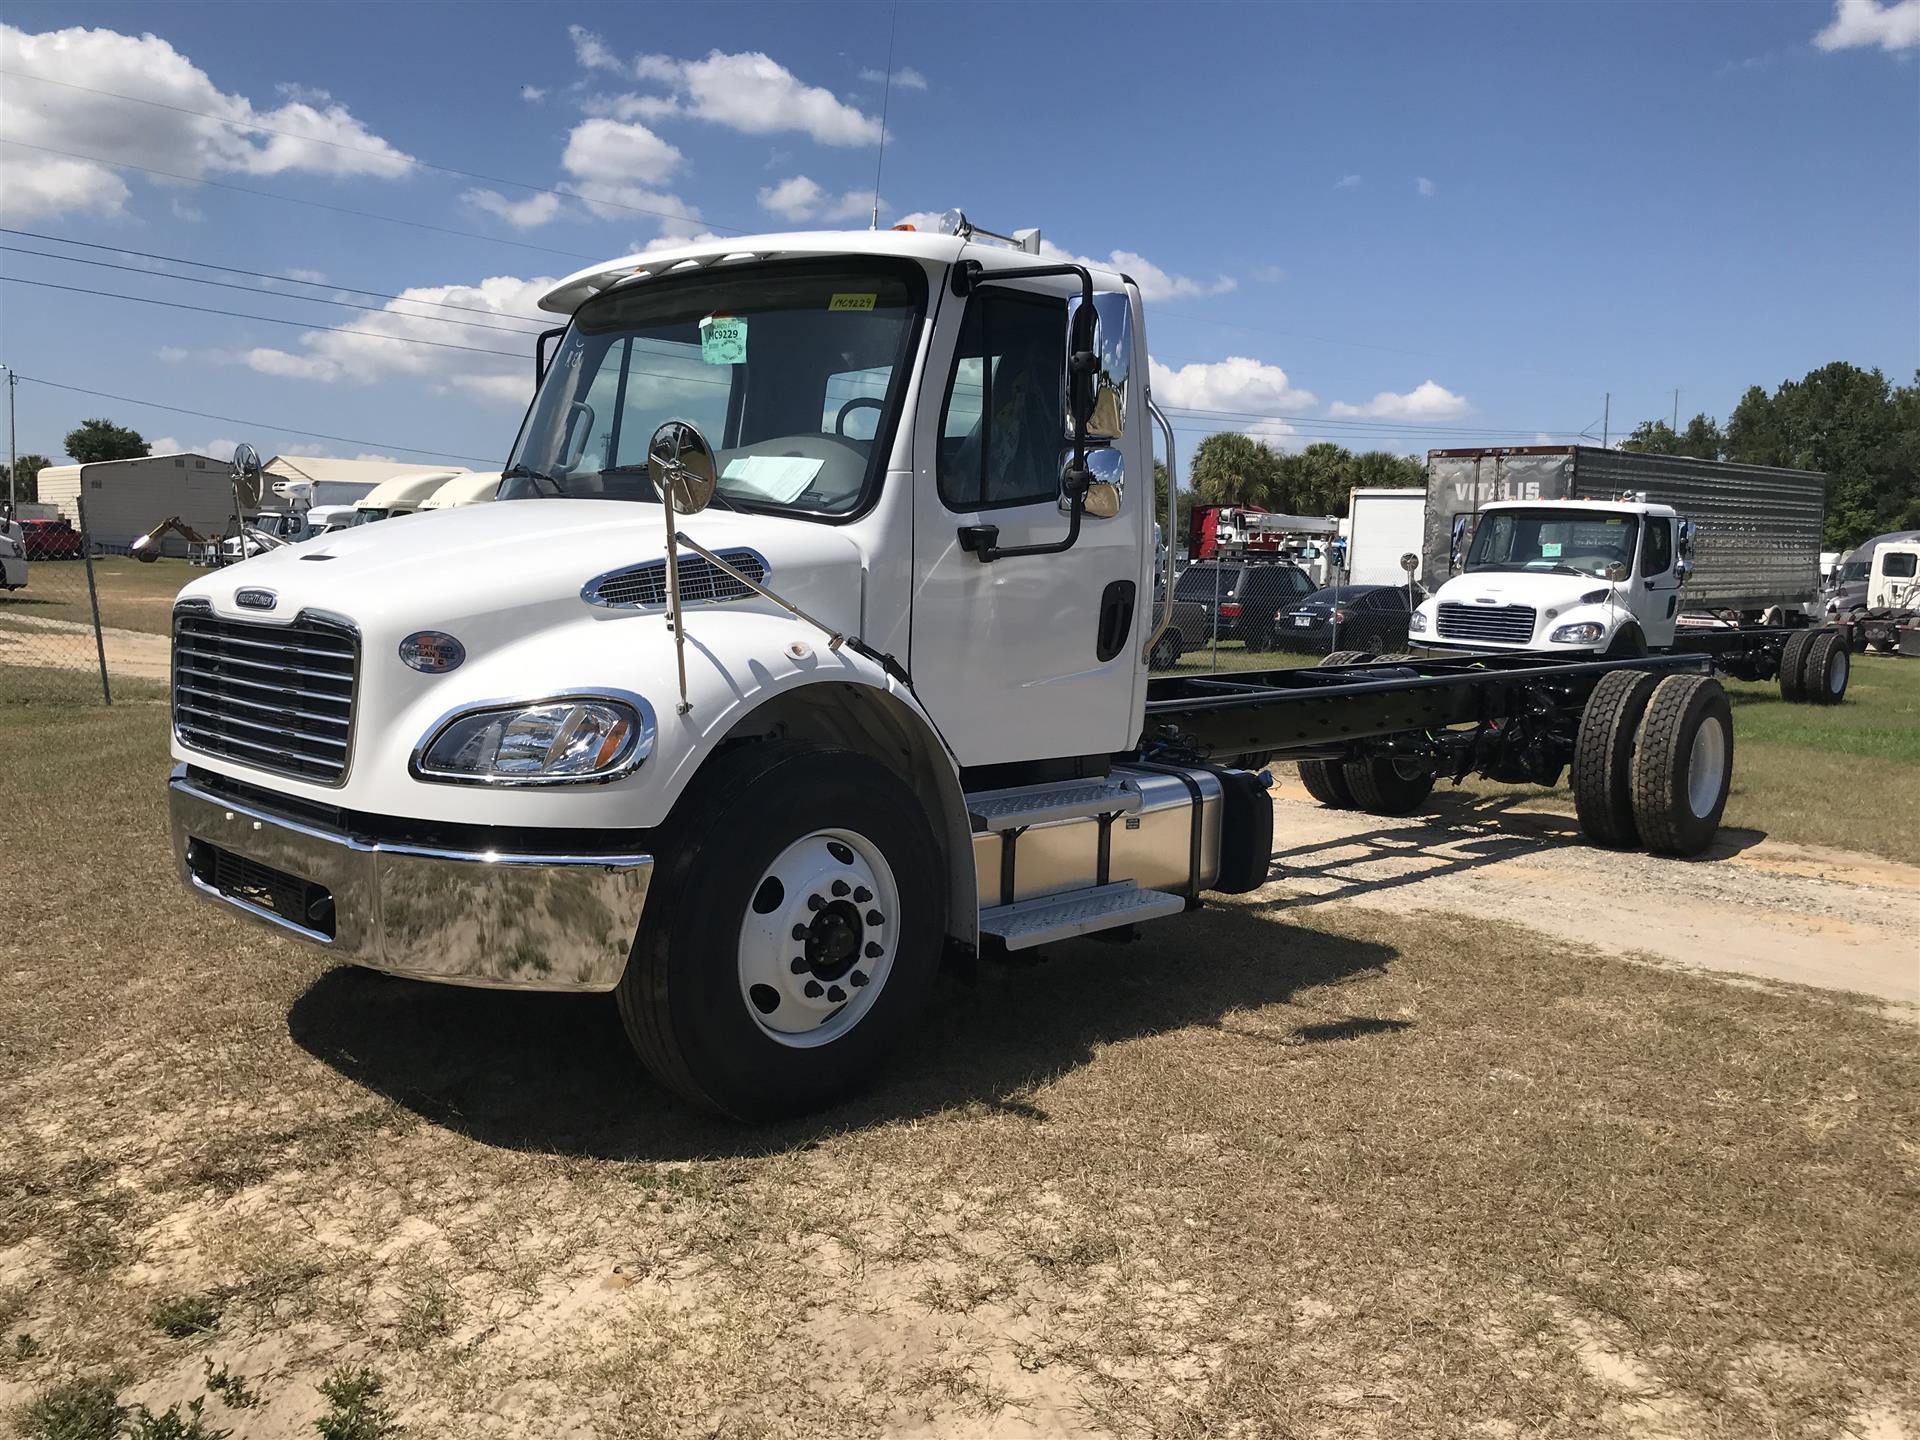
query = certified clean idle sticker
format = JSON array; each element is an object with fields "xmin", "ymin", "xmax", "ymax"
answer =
[
  {"xmin": 699, "ymin": 314, "xmax": 747, "ymax": 364},
  {"xmin": 399, "ymin": 631, "xmax": 466, "ymax": 673}
]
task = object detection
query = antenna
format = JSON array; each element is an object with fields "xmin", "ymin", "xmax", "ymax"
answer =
[{"xmin": 869, "ymin": 2, "xmax": 899, "ymax": 231}]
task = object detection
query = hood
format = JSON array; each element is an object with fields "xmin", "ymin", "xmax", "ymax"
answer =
[
  {"xmin": 178, "ymin": 499, "xmax": 868, "ymax": 639},
  {"xmin": 1437, "ymin": 572, "xmax": 1604, "ymax": 607}
]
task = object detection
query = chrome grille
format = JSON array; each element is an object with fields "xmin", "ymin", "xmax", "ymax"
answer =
[
  {"xmin": 173, "ymin": 610, "xmax": 357, "ymax": 784},
  {"xmin": 1436, "ymin": 602, "xmax": 1537, "ymax": 644},
  {"xmin": 583, "ymin": 549, "xmax": 768, "ymax": 609}
]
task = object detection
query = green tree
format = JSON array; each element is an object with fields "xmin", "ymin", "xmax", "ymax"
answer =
[
  {"xmin": 2, "ymin": 452, "xmax": 51, "ymax": 504},
  {"xmin": 1726, "ymin": 363, "xmax": 1918, "ymax": 547},
  {"xmin": 63, "ymin": 417, "xmax": 149, "ymax": 465},
  {"xmin": 1620, "ymin": 415, "xmax": 1724, "ymax": 460},
  {"xmin": 1348, "ymin": 449, "xmax": 1425, "ymax": 493},
  {"xmin": 1189, "ymin": 432, "xmax": 1282, "ymax": 506}
]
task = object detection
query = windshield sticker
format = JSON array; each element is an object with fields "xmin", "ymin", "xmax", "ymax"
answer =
[
  {"xmin": 699, "ymin": 314, "xmax": 748, "ymax": 365},
  {"xmin": 829, "ymin": 292, "xmax": 877, "ymax": 312},
  {"xmin": 722, "ymin": 455, "xmax": 823, "ymax": 504},
  {"xmin": 1541, "ymin": 541, "xmax": 1563, "ymax": 557}
]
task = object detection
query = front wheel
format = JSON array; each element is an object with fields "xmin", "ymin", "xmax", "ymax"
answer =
[{"xmin": 617, "ymin": 742, "xmax": 945, "ymax": 1119}]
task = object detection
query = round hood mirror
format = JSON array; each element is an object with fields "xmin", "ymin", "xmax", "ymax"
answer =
[
  {"xmin": 230, "ymin": 442, "xmax": 265, "ymax": 509},
  {"xmin": 647, "ymin": 419, "xmax": 717, "ymax": 514}
]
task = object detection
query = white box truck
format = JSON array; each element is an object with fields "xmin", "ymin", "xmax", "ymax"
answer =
[{"xmin": 1344, "ymin": 487, "xmax": 1426, "ymax": 588}]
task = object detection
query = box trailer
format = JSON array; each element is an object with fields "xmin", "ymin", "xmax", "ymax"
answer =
[{"xmin": 1345, "ymin": 487, "xmax": 1427, "ymax": 588}]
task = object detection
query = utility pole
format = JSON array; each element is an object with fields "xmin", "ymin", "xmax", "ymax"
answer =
[
  {"xmin": 5, "ymin": 365, "xmax": 16, "ymax": 519},
  {"xmin": 1672, "ymin": 389, "xmax": 1679, "ymax": 431},
  {"xmin": 1602, "ymin": 392, "xmax": 1610, "ymax": 450}
]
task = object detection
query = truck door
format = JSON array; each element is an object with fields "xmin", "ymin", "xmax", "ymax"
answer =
[
  {"xmin": 1638, "ymin": 515, "xmax": 1680, "ymax": 647},
  {"xmin": 908, "ymin": 281, "xmax": 1146, "ymax": 768}
]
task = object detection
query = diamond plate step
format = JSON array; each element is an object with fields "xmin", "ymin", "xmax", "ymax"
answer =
[
  {"xmin": 978, "ymin": 881, "xmax": 1186, "ymax": 951},
  {"xmin": 965, "ymin": 777, "xmax": 1141, "ymax": 832}
]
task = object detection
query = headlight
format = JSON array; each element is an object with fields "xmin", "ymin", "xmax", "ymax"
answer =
[
  {"xmin": 1550, "ymin": 621, "xmax": 1606, "ymax": 644},
  {"xmin": 414, "ymin": 696, "xmax": 653, "ymax": 785},
  {"xmin": 1407, "ymin": 610, "xmax": 1428, "ymax": 634}
]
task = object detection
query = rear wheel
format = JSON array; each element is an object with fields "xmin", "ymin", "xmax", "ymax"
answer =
[
  {"xmin": 1321, "ymin": 649, "xmax": 1369, "ymax": 666},
  {"xmin": 1803, "ymin": 631, "xmax": 1850, "ymax": 705},
  {"xmin": 1148, "ymin": 631, "xmax": 1184, "ymax": 669},
  {"xmin": 1343, "ymin": 754, "xmax": 1435, "ymax": 815},
  {"xmin": 617, "ymin": 742, "xmax": 944, "ymax": 1118},
  {"xmin": 1571, "ymin": 669, "xmax": 1658, "ymax": 848},
  {"xmin": 1298, "ymin": 652, "xmax": 1369, "ymax": 806},
  {"xmin": 1630, "ymin": 675, "xmax": 1734, "ymax": 857},
  {"xmin": 1777, "ymin": 629, "xmax": 1816, "ymax": 702}
]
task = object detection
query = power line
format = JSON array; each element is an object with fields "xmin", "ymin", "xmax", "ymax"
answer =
[
  {"xmin": 0, "ymin": 245, "xmax": 551, "ymax": 337},
  {"xmin": 0, "ymin": 140, "xmax": 604, "ymax": 263},
  {"xmin": 0, "ymin": 227, "xmax": 553, "ymax": 325},
  {"xmin": 2, "ymin": 276, "xmax": 526, "ymax": 359},
  {"xmin": 12, "ymin": 374, "xmax": 505, "ymax": 465},
  {"xmin": 0, "ymin": 68, "xmax": 738, "ymax": 233}
]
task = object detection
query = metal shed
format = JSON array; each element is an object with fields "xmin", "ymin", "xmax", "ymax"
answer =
[{"xmin": 35, "ymin": 452, "xmax": 236, "ymax": 557}]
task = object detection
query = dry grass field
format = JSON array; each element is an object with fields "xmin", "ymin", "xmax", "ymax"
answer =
[{"xmin": 2, "ymin": 698, "xmax": 1917, "ymax": 1438}]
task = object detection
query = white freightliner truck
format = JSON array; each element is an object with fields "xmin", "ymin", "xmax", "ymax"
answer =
[
  {"xmin": 1408, "ymin": 446, "xmax": 1850, "ymax": 705},
  {"xmin": 165, "ymin": 221, "xmax": 1744, "ymax": 1118}
]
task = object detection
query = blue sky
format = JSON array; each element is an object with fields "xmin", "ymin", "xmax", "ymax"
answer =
[{"xmin": 1, "ymin": 0, "xmax": 1915, "ymax": 472}]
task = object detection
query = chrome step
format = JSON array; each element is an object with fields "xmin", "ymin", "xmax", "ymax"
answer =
[
  {"xmin": 978, "ymin": 881, "xmax": 1186, "ymax": 951},
  {"xmin": 966, "ymin": 777, "xmax": 1142, "ymax": 832}
]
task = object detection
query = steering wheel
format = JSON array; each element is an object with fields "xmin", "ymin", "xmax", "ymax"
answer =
[{"xmin": 834, "ymin": 396, "xmax": 884, "ymax": 438}]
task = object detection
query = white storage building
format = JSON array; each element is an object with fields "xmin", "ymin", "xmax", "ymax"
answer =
[{"xmin": 36, "ymin": 452, "xmax": 236, "ymax": 556}]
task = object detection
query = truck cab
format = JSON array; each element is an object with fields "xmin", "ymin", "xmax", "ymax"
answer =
[
  {"xmin": 1411, "ymin": 499, "xmax": 1688, "ymax": 656},
  {"xmin": 1868, "ymin": 542, "xmax": 1920, "ymax": 612}
]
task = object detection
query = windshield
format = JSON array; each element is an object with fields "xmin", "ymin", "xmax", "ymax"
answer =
[
  {"xmin": 503, "ymin": 259, "xmax": 925, "ymax": 518},
  {"xmin": 1175, "ymin": 565, "xmax": 1238, "ymax": 600},
  {"xmin": 352, "ymin": 508, "xmax": 395, "ymax": 525},
  {"xmin": 1465, "ymin": 508, "xmax": 1639, "ymax": 578}
]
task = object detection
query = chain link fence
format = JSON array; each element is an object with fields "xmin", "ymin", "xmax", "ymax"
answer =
[{"xmin": 2, "ymin": 494, "xmax": 188, "ymax": 704}]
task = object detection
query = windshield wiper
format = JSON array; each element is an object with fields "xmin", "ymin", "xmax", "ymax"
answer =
[
  {"xmin": 501, "ymin": 462, "xmax": 563, "ymax": 496},
  {"xmin": 598, "ymin": 464, "xmax": 741, "ymax": 512}
]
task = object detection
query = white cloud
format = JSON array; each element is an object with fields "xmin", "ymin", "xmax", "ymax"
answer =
[
  {"xmin": 1813, "ymin": 0, "xmax": 1920, "ymax": 50},
  {"xmin": 521, "ymin": 84, "xmax": 547, "ymax": 103},
  {"xmin": 0, "ymin": 22, "xmax": 414, "ymax": 224},
  {"xmin": 283, "ymin": 266, "xmax": 328, "ymax": 284},
  {"xmin": 569, "ymin": 24, "xmax": 626, "ymax": 73},
  {"xmin": 148, "ymin": 435, "xmax": 243, "ymax": 461},
  {"xmin": 1150, "ymin": 357, "xmax": 1317, "ymax": 419},
  {"xmin": 463, "ymin": 188, "xmax": 564, "ymax": 229},
  {"xmin": 156, "ymin": 346, "xmax": 188, "ymax": 363},
  {"xmin": 274, "ymin": 82, "xmax": 332, "ymax": 107},
  {"xmin": 758, "ymin": 175, "xmax": 875, "ymax": 222},
  {"xmin": 1334, "ymin": 174, "xmax": 1362, "ymax": 190},
  {"xmin": 242, "ymin": 275, "xmax": 556, "ymax": 404},
  {"xmin": 1328, "ymin": 380, "xmax": 1471, "ymax": 420},
  {"xmin": 1416, "ymin": 176, "xmax": 1436, "ymax": 198},
  {"xmin": 562, "ymin": 117, "xmax": 683, "ymax": 186},
  {"xmin": 568, "ymin": 30, "xmax": 882, "ymax": 145},
  {"xmin": 169, "ymin": 197, "xmax": 204, "ymax": 223},
  {"xmin": 859, "ymin": 65, "xmax": 928, "ymax": 90}
]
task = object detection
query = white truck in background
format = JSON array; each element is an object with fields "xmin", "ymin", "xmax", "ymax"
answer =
[
  {"xmin": 164, "ymin": 220, "xmax": 1746, "ymax": 1119},
  {"xmin": 1410, "ymin": 447, "xmax": 1850, "ymax": 705},
  {"xmin": 1343, "ymin": 487, "xmax": 1426, "ymax": 588}
]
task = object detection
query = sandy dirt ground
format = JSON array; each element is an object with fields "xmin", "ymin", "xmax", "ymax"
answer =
[
  {"xmin": 1265, "ymin": 777, "xmax": 1920, "ymax": 1013},
  {"xmin": 0, "ymin": 613, "xmax": 172, "ymax": 681}
]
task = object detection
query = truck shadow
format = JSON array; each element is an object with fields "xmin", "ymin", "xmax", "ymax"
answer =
[
  {"xmin": 1260, "ymin": 792, "xmax": 1584, "ymax": 908},
  {"xmin": 286, "ymin": 904, "xmax": 1399, "ymax": 1162}
]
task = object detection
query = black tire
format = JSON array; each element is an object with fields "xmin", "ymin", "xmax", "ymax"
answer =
[
  {"xmin": 1803, "ymin": 631, "xmax": 1850, "ymax": 705},
  {"xmin": 1297, "ymin": 758, "xmax": 1355, "ymax": 809},
  {"xmin": 616, "ymin": 741, "xmax": 945, "ymax": 1119},
  {"xmin": 1571, "ymin": 669, "xmax": 1658, "ymax": 848},
  {"xmin": 1342, "ymin": 754, "xmax": 1435, "ymax": 815},
  {"xmin": 1777, "ymin": 629, "xmax": 1816, "ymax": 702},
  {"xmin": 1630, "ymin": 675, "xmax": 1734, "ymax": 857},
  {"xmin": 1321, "ymin": 649, "xmax": 1369, "ymax": 666},
  {"xmin": 1604, "ymin": 626, "xmax": 1649, "ymax": 658},
  {"xmin": 1149, "ymin": 631, "xmax": 1184, "ymax": 669}
]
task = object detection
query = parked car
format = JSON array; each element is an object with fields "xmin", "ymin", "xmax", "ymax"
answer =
[
  {"xmin": 19, "ymin": 517, "xmax": 84, "ymax": 559},
  {"xmin": 1269, "ymin": 583, "xmax": 1426, "ymax": 653},
  {"xmin": 0, "ymin": 521, "xmax": 27, "ymax": 590},
  {"xmin": 1169, "ymin": 560, "xmax": 1317, "ymax": 651}
]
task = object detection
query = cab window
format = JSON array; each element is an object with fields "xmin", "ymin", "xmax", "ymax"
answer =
[
  {"xmin": 1642, "ymin": 518, "xmax": 1673, "ymax": 576},
  {"xmin": 937, "ymin": 290, "xmax": 1066, "ymax": 510}
]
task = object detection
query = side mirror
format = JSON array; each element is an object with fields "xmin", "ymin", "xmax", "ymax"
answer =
[
  {"xmin": 1068, "ymin": 300, "xmax": 1098, "ymax": 430},
  {"xmin": 1677, "ymin": 518, "xmax": 1697, "ymax": 558},
  {"xmin": 1067, "ymin": 292, "xmax": 1133, "ymax": 442},
  {"xmin": 536, "ymin": 326, "xmax": 567, "ymax": 384},
  {"xmin": 1675, "ymin": 558, "xmax": 1694, "ymax": 584},
  {"xmin": 647, "ymin": 419, "xmax": 717, "ymax": 514},
  {"xmin": 1069, "ymin": 448, "xmax": 1125, "ymax": 518},
  {"xmin": 1449, "ymin": 514, "xmax": 1469, "ymax": 573},
  {"xmin": 1605, "ymin": 561, "xmax": 1630, "ymax": 584}
]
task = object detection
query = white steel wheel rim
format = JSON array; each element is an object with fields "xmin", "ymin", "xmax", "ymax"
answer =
[
  {"xmin": 1828, "ymin": 648, "xmax": 1849, "ymax": 695},
  {"xmin": 737, "ymin": 827, "xmax": 900, "ymax": 1049},
  {"xmin": 1685, "ymin": 716, "xmax": 1729, "ymax": 818}
]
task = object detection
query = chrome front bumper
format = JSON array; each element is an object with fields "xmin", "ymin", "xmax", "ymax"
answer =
[{"xmin": 167, "ymin": 768, "xmax": 652, "ymax": 991}]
